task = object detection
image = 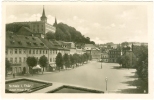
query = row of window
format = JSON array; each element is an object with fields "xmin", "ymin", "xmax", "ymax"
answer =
[
  {"xmin": 6, "ymin": 49, "xmax": 66, "ymax": 55},
  {"xmin": 6, "ymin": 49, "xmax": 26, "ymax": 54},
  {"xmin": 9, "ymin": 56, "xmax": 56, "ymax": 64},
  {"xmin": 12, "ymin": 67, "xmax": 22, "ymax": 73},
  {"xmin": 9, "ymin": 57, "xmax": 26, "ymax": 63}
]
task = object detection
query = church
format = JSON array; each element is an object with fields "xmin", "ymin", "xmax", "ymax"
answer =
[{"xmin": 9, "ymin": 6, "xmax": 56, "ymax": 38}]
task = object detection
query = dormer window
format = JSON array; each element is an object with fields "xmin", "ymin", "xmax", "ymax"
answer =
[
  {"xmin": 40, "ymin": 43, "xmax": 44, "ymax": 46},
  {"xmin": 25, "ymin": 36, "xmax": 29, "ymax": 39},
  {"xmin": 10, "ymin": 41, "xmax": 15, "ymax": 44},
  {"xmin": 33, "ymin": 43, "xmax": 37, "ymax": 46},
  {"xmin": 18, "ymin": 41, "xmax": 22, "ymax": 45},
  {"xmin": 32, "ymin": 37, "xmax": 35, "ymax": 40},
  {"xmin": 26, "ymin": 42, "xmax": 31, "ymax": 45}
]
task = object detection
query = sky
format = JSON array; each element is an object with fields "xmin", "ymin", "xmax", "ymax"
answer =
[{"xmin": 6, "ymin": 4, "xmax": 148, "ymax": 44}]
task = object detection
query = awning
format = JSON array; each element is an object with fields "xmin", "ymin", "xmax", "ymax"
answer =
[{"xmin": 33, "ymin": 65, "xmax": 42, "ymax": 69}]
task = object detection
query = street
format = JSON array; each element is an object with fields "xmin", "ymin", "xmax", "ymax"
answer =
[{"xmin": 27, "ymin": 61, "xmax": 137, "ymax": 93}]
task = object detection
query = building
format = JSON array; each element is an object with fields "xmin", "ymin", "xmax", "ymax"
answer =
[
  {"xmin": 6, "ymin": 34, "xmax": 71, "ymax": 74},
  {"xmin": 108, "ymin": 49, "xmax": 121, "ymax": 63},
  {"xmin": 101, "ymin": 52, "xmax": 109, "ymax": 63},
  {"xmin": 6, "ymin": 34, "xmax": 49, "ymax": 74},
  {"xmin": 84, "ymin": 44, "xmax": 101, "ymax": 60},
  {"xmin": 8, "ymin": 6, "xmax": 56, "ymax": 38}
]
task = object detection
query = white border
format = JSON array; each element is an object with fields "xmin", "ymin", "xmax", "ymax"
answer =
[{"xmin": 1, "ymin": 1, "xmax": 154, "ymax": 99}]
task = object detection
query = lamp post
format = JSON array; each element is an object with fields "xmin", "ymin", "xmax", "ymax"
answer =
[
  {"xmin": 101, "ymin": 54, "xmax": 102, "ymax": 69},
  {"xmin": 105, "ymin": 77, "xmax": 108, "ymax": 92}
]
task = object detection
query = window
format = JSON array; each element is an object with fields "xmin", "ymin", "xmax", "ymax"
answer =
[
  {"xmin": 40, "ymin": 43, "xmax": 44, "ymax": 46},
  {"xmin": 19, "ymin": 57, "xmax": 22, "ymax": 63},
  {"xmin": 24, "ymin": 57, "xmax": 26, "ymax": 62},
  {"xmin": 43, "ymin": 50, "xmax": 44, "ymax": 54},
  {"xmin": 29, "ymin": 49, "xmax": 31, "ymax": 54},
  {"xmin": 33, "ymin": 43, "xmax": 37, "ymax": 46},
  {"xmin": 40, "ymin": 50, "xmax": 41, "ymax": 54},
  {"xmin": 10, "ymin": 49, "xmax": 13, "ymax": 54},
  {"xmin": 32, "ymin": 37, "xmax": 35, "ymax": 40},
  {"xmin": 33, "ymin": 49, "xmax": 35, "ymax": 54},
  {"xmin": 50, "ymin": 58, "xmax": 52, "ymax": 62},
  {"xmin": 10, "ymin": 41, "xmax": 15, "ymax": 44},
  {"xmin": 15, "ymin": 57, "xmax": 17, "ymax": 63},
  {"xmin": 10, "ymin": 58, "xmax": 13, "ymax": 63},
  {"xmin": 18, "ymin": 41, "xmax": 22, "ymax": 45},
  {"xmin": 19, "ymin": 49, "xmax": 22, "ymax": 54},
  {"xmin": 25, "ymin": 37, "xmax": 29, "ymax": 39},
  {"xmin": 36, "ymin": 50, "xmax": 38, "ymax": 54},
  {"xmin": 15, "ymin": 49, "xmax": 17, "ymax": 54},
  {"xmin": 27, "ymin": 42, "xmax": 31, "ymax": 45},
  {"xmin": 24, "ymin": 50, "xmax": 26, "ymax": 54},
  {"xmin": 50, "ymin": 50, "xmax": 52, "ymax": 54}
]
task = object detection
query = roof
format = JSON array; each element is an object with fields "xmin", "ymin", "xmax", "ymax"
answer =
[
  {"xmin": 85, "ymin": 44, "xmax": 96, "ymax": 48},
  {"xmin": 50, "ymin": 40, "xmax": 69, "ymax": 51},
  {"xmin": 6, "ymin": 35, "xmax": 48, "ymax": 49},
  {"xmin": 39, "ymin": 38, "xmax": 58, "ymax": 50}
]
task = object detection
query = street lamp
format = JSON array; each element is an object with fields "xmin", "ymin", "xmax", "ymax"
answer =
[
  {"xmin": 101, "ymin": 54, "xmax": 102, "ymax": 69},
  {"xmin": 105, "ymin": 77, "xmax": 108, "ymax": 92}
]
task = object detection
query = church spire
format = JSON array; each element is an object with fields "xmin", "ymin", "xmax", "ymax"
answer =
[
  {"xmin": 53, "ymin": 17, "xmax": 57, "ymax": 27},
  {"xmin": 40, "ymin": 5, "xmax": 47, "ymax": 22}
]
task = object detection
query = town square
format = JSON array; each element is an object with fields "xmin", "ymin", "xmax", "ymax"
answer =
[{"xmin": 5, "ymin": 4, "xmax": 149, "ymax": 94}]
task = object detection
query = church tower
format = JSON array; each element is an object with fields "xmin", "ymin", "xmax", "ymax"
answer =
[
  {"xmin": 53, "ymin": 17, "xmax": 57, "ymax": 27},
  {"xmin": 40, "ymin": 6, "xmax": 47, "ymax": 23}
]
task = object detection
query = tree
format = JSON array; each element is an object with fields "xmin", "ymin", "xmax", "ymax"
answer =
[
  {"xmin": 117, "ymin": 56, "xmax": 122, "ymax": 66},
  {"xmin": 70, "ymin": 54, "xmax": 74, "ymax": 68},
  {"xmin": 121, "ymin": 55, "xmax": 130, "ymax": 68},
  {"xmin": 5, "ymin": 58, "xmax": 11, "ymax": 77},
  {"xmin": 39, "ymin": 55, "xmax": 48, "ymax": 74},
  {"xmin": 56, "ymin": 52, "xmax": 63, "ymax": 71},
  {"xmin": 63, "ymin": 53, "xmax": 71, "ymax": 69},
  {"xmin": 121, "ymin": 42, "xmax": 129, "ymax": 48},
  {"xmin": 134, "ymin": 45, "xmax": 148, "ymax": 79},
  {"xmin": 73, "ymin": 53, "xmax": 78, "ymax": 67},
  {"xmin": 45, "ymin": 31, "xmax": 55, "ymax": 40},
  {"xmin": 133, "ymin": 45, "xmax": 148, "ymax": 92},
  {"xmin": 26, "ymin": 57, "xmax": 37, "ymax": 75}
]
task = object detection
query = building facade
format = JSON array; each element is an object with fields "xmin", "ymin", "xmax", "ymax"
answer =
[
  {"xmin": 108, "ymin": 49, "xmax": 121, "ymax": 63},
  {"xmin": 6, "ymin": 34, "xmax": 70, "ymax": 74},
  {"xmin": 84, "ymin": 44, "xmax": 101, "ymax": 60}
]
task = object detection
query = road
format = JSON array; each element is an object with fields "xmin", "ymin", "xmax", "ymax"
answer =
[{"xmin": 28, "ymin": 60, "xmax": 137, "ymax": 93}]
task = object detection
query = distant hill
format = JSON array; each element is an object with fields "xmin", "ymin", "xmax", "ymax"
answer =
[{"xmin": 53, "ymin": 23, "xmax": 95, "ymax": 44}]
